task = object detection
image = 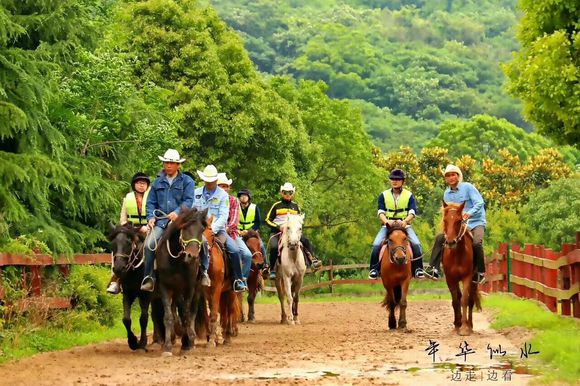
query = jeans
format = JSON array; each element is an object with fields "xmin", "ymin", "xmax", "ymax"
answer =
[
  {"xmin": 143, "ymin": 225, "xmax": 165, "ymax": 279},
  {"xmin": 369, "ymin": 225, "xmax": 423, "ymax": 271},
  {"xmin": 218, "ymin": 230, "xmax": 244, "ymax": 281},
  {"xmin": 235, "ymin": 236, "xmax": 252, "ymax": 279}
]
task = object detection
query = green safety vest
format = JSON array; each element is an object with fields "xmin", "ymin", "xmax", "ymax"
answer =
[
  {"xmin": 238, "ymin": 203, "xmax": 256, "ymax": 231},
  {"xmin": 383, "ymin": 188, "xmax": 412, "ymax": 219},
  {"xmin": 125, "ymin": 189, "xmax": 149, "ymax": 225}
]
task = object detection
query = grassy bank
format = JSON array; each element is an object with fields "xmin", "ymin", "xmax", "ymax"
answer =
[{"xmin": 484, "ymin": 293, "xmax": 580, "ymax": 385}]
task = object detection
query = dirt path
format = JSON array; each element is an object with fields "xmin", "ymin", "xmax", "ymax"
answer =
[{"xmin": 0, "ymin": 300, "xmax": 537, "ymax": 385}]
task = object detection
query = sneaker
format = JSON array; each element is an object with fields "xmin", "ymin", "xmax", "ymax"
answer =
[
  {"xmin": 473, "ymin": 272, "xmax": 486, "ymax": 285},
  {"xmin": 368, "ymin": 269, "xmax": 379, "ymax": 280},
  {"xmin": 140, "ymin": 276, "xmax": 155, "ymax": 292},
  {"xmin": 106, "ymin": 281, "xmax": 121, "ymax": 294},
  {"xmin": 200, "ymin": 271, "xmax": 211, "ymax": 287},
  {"xmin": 311, "ymin": 258, "xmax": 322, "ymax": 271},
  {"xmin": 414, "ymin": 268, "xmax": 425, "ymax": 279},
  {"xmin": 269, "ymin": 270, "xmax": 277, "ymax": 280},
  {"xmin": 233, "ymin": 279, "xmax": 247, "ymax": 293},
  {"xmin": 424, "ymin": 266, "xmax": 440, "ymax": 280}
]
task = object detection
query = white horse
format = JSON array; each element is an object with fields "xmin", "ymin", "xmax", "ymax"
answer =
[{"xmin": 275, "ymin": 214, "xmax": 306, "ymax": 325}]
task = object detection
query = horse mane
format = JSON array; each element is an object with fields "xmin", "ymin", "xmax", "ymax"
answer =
[
  {"xmin": 440, "ymin": 202, "xmax": 463, "ymax": 232},
  {"xmin": 160, "ymin": 207, "xmax": 207, "ymax": 244},
  {"xmin": 388, "ymin": 223, "xmax": 408, "ymax": 234},
  {"xmin": 242, "ymin": 229, "xmax": 260, "ymax": 242},
  {"xmin": 108, "ymin": 223, "xmax": 140, "ymax": 241}
]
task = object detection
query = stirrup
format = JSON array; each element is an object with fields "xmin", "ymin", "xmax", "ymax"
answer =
[{"xmin": 368, "ymin": 269, "xmax": 379, "ymax": 280}]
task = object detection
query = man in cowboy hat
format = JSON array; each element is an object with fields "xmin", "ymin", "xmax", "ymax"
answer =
[
  {"xmin": 140, "ymin": 149, "xmax": 195, "ymax": 292},
  {"xmin": 368, "ymin": 169, "xmax": 424, "ymax": 280},
  {"xmin": 192, "ymin": 165, "xmax": 247, "ymax": 292},
  {"xmin": 107, "ymin": 172, "xmax": 151, "ymax": 294},
  {"xmin": 217, "ymin": 173, "xmax": 252, "ymax": 283},
  {"xmin": 237, "ymin": 188, "xmax": 267, "ymax": 266},
  {"xmin": 265, "ymin": 182, "xmax": 322, "ymax": 280},
  {"xmin": 419, "ymin": 164, "xmax": 487, "ymax": 284}
]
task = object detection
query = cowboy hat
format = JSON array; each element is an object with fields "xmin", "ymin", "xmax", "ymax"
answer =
[
  {"xmin": 158, "ymin": 149, "xmax": 185, "ymax": 163},
  {"xmin": 443, "ymin": 164, "xmax": 463, "ymax": 182},
  {"xmin": 197, "ymin": 164, "xmax": 219, "ymax": 182},
  {"xmin": 217, "ymin": 172, "xmax": 233, "ymax": 186},
  {"xmin": 280, "ymin": 182, "xmax": 295, "ymax": 192}
]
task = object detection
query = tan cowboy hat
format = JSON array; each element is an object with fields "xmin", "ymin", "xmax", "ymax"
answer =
[
  {"xmin": 197, "ymin": 164, "xmax": 219, "ymax": 182},
  {"xmin": 280, "ymin": 182, "xmax": 296, "ymax": 192},
  {"xmin": 443, "ymin": 164, "xmax": 463, "ymax": 182},
  {"xmin": 217, "ymin": 172, "xmax": 233, "ymax": 186},
  {"xmin": 158, "ymin": 149, "xmax": 185, "ymax": 163}
]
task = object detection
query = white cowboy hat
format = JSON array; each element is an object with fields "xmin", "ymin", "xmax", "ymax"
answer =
[
  {"xmin": 197, "ymin": 164, "xmax": 219, "ymax": 182},
  {"xmin": 280, "ymin": 182, "xmax": 296, "ymax": 192},
  {"xmin": 443, "ymin": 164, "xmax": 463, "ymax": 182},
  {"xmin": 217, "ymin": 172, "xmax": 233, "ymax": 186},
  {"xmin": 158, "ymin": 149, "xmax": 185, "ymax": 163}
]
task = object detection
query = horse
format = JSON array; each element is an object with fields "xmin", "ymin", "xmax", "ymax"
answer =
[
  {"xmin": 108, "ymin": 223, "xmax": 151, "ymax": 350},
  {"xmin": 275, "ymin": 214, "xmax": 306, "ymax": 325},
  {"xmin": 379, "ymin": 223, "xmax": 413, "ymax": 330},
  {"xmin": 442, "ymin": 201, "xmax": 481, "ymax": 336},
  {"xmin": 204, "ymin": 216, "xmax": 241, "ymax": 346},
  {"xmin": 240, "ymin": 230, "xmax": 265, "ymax": 323},
  {"xmin": 153, "ymin": 207, "xmax": 208, "ymax": 355}
]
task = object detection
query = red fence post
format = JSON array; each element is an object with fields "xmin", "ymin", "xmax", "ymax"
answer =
[
  {"xmin": 511, "ymin": 244, "xmax": 521, "ymax": 297},
  {"xmin": 524, "ymin": 244, "xmax": 534, "ymax": 300},
  {"xmin": 499, "ymin": 243, "xmax": 508, "ymax": 292},
  {"xmin": 544, "ymin": 248, "xmax": 558, "ymax": 312},
  {"xmin": 573, "ymin": 233, "xmax": 580, "ymax": 318},
  {"xmin": 560, "ymin": 243, "xmax": 574, "ymax": 317}
]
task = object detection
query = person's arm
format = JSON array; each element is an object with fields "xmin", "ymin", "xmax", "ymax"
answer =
[
  {"xmin": 466, "ymin": 184, "xmax": 484, "ymax": 217},
  {"xmin": 175, "ymin": 177, "xmax": 195, "ymax": 215},
  {"xmin": 252, "ymin": 205, "xmax": 261, "ymax": 231},
  {"xmin": 403, "ymin": 193, "xmax": 418, "ymax": 225},
  {"xmin": 119, "ymin": 197, "xmax": 128, "ymax": 225},
  {"xmin": 266, "ymin": 202, "xmax": 280, "ymax": 231},
  {"xmin": 227, "ymin": 197, "xmax": 240, "ymax": 236},
  {"xmin": 212, "ymin": 194, "xmax": 229, "ymax": 234},
  {"xmin": 377, "ymin": 193, "xmax": 388, "ymax": 225},
  {"xmin": 146, "ymin": 183, "xmax": 158, "ymax": 222}
]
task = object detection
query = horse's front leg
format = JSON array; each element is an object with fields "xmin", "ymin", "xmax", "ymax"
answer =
[
  {"xmin": 238, "ymin": 292, "xmax": 245, "ymax": 322},
  {"xmin": 291, "ymin": 275, "xmax": 303, "ymax": 325},
  {"xmin": 180, "ymin": 286, "xmax": 196, "ymax": 351},
  {"xmin": 160, "ymin": 286, "xmax": 175, "ymax": 356},
  {"xmin": 247, "ymin": 289, "xmax": 256, "ymax": 322},
  {"xmin": 137, "ymin": 294, "xmax": 150, "ymax": 350},
  {"xmin": 122, "ymin": 293, "xmax": 138, "ymax": 350},
  {"xmin": 446, "ymin": 278, "xmax": 462, "ymax": 331},
  {"xmin": 275, "ymin": 276, "xmax": 287, "ymax": 324},
  {"xmin": 206, "ymin": 286, "xmax": 221, "ymax": 347},
  {"xmin": 385, "ymin": 288, "xmax": 397, "ymax": 329},
  {"xmin": 398, "ymin": 279, "xmax": 411, "ymax": 330},
  {"xmin": 283, "ymin": 275, "xmax": 294, "ymax": 325},
  {"xmin": 459, "ymin": 277, "xmax": 472, "ymax": 336}
]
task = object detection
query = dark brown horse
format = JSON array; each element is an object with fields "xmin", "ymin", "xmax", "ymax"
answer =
[
  {"xmin": 204, "ymin": 216, "xmax": 241, "ymax": 346},
  {"xmin": 108, "ymin": 223, "xmax": 150, "ymax": 350},
  {"xmin": 240, "ymin": 230, "xmax": 265, "ymax": 323},
  {"xmin": 380, "ymin": 224, "xmax": 413, "ymax": 330},
  {"xmin": 442, "ymin": 202, "xmax": 481, "ymax": 336},
  {"xmin": 153, "ymin": 207, "xmax": 207, "ymax": 355}
]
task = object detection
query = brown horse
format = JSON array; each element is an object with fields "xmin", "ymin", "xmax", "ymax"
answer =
[
  {"xmin": 380, "ymin": 224, "xmax": 413, "ymax": 330},
  {"xmin": 204, "ymin": 216, "xmax": 241, "ymax": 346},
  {"xmin": 442, "ymin": 202, "xmax": 481, "ymax": 336},
  {"xmin": 240, "ymin": 230, "xmax": 265, "ymax": 323}
]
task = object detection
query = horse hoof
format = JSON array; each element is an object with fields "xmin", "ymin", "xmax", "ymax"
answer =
[
  {"xmin": 458, "ymin": 328, "xmax": 471, "ymax": 336},
  {"xmin": 161, "ymin": 351, "xmax": 173, "ymax": 357},
  {"xmin": 247, "ymin": 319, "xmax": 256, "ymax": 324},
  {"xmin": 294, "ymin": 320, "xmax": 301, "ymax": 325},
  {"xmin": 206, "ymin": 341, "xmax": 216, "ymax": 349}
]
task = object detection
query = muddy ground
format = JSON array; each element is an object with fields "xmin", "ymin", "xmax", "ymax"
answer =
[{"xmin": 0, "ymin": 299, "xmax": 538, "ymax": 385}]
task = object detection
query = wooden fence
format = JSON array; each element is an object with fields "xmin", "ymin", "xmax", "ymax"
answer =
[{"xmin": 481, "ymin": 232, "xmax": 580, "ymax": 318}]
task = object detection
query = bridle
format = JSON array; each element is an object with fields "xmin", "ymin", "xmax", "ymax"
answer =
[
  {"xmin": 386, "ymin": 231, "xmax": 409, "ymax": 265},
  {"xmin": 443, "ymin": 209, "xmax": 468, "ymax": 248},
  {"xmin": 167, "ymin": 231, "xmax": 202, "ymax": 259},
  {"xmin": 113, "ymin": 239, "xmax": 145, "ymax": 271}
]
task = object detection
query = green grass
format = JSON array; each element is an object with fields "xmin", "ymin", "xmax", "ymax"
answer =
[{"xmin": 484, "ymin": 293, "xmax": 580, "ymax": 385}]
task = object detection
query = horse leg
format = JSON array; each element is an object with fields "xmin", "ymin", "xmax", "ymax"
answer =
[
  {"xmin": 207, "ymin": 287, "xmax": 221, "ymax": 347},
  {"xmin": 122, "ymin": 293, "xmax": 138, "ymax": 350},
  {"xmin": 180, "ymin": 286, "xmax": 196, "ymax": 352},
  {"xmin": 137, "ymin": 295, "xmax": 150, "ymax": 350},
  {"xmin": 398, "ymin": 280, "xmax": 411, "ymax": 330},
  {"xmin": 283, "ymin": 275, "xmax": 294, "ymax": 325},
  {"xmin": 247, "ymin": 289, "xmax": 256, "ymax": 323},
  {"xmin": 447, "ymin": 279, "xmax": 462, "ymax": 331},
  {"xmin": 275, "ymin": 276, "xmax": 287, "ymax": 324},
  {"xmin": 467, "ymin": 282, "xmax": 477, "ymax": 331},
  {"xmin": 160, "ymin": 286, "xmax": 174, "ymax": 356},
  {"xmin": 385, "ymin": 288, "xmax": 396, "ymax": 330},
  {"xmin": 458, "ymin": 277, "xmax": 472, "ymax": 336},
  {"xmin": 238, "ymin": 292, "xmax": 245, "ymax": 322},
  {"xmin": 292, "ymin": 276, "xmax": 303, "ymax": 325}
]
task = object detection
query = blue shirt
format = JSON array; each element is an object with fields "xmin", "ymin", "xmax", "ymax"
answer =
[
  {"xmin": 444, "ymin": 182, "xmax": 486, "ymax": 230},
  {"xmin": 192, "ymin": 186, "xmax": 229, "ymax": 234},
  {"xmin": 146, "ymin": 170, "xmax": 195, "ymax": 228}
]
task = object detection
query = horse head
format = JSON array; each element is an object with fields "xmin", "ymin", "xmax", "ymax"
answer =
[
  {"xmin": 442, "ymin": 201, "xmax": 467, "ymax": 249},
  {"xmin": 284, "ymin": 214, "xmax": 303, "ymax": 251},
  {"xmin": 172, "ymin": 207, "xmax": 208, "ymax": 264},
  {"xmin": 244, "ymin": 230, "xmax": 264, "ymax": 266},
  {"xmin": 108, "ymin": 223, "xmax": 143, "ymax": 278},
  {"xmin": 386, "ymin": 224, "xmax": 409, "ymax": 265}
]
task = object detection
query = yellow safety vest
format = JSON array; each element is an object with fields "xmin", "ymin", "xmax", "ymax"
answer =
[
  {"xmin": 238, "ymin": 203, "xmax": 256, "ymax": 231},
  {"xmin": 125, "ymin": 189, "xmax": 149, "ymax": 225},
  {"xmin": 383, "ymin": 188, "xmax": 412, "ymax": 219}
]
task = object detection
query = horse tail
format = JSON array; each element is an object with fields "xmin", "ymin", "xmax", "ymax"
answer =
[
  {"xmin": 220, "ymin": 290, "xmax": 241, "ymax": 334},
  {"xmin": 194, "ymin": 292, "xmax": 209, "ymax": 341},
  {"xmin": 381, "ymin": 293, "xmax": 389, "ymax": 308},
  {"xmin": 381, "ymin": 286, "xmax": 402, "ymax": 310},
  {"xmin": 473, "ymin": 284, "xmax": 482, "ymax": 311}
]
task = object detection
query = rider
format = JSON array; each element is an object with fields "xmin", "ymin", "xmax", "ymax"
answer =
[
  {"xmin": 419, "ymin": 164, "xmax": 487, "ymax": 284},
  {"xmin": 107, "ymin": 172, "xmax": 151, "ymax": 294},
  {"xmin": 265, "ymin": 182, "xmax": 322, "ymax": 280},
  {"xmin": 193, "ymin": 165, "xmax": 247, "ymax": 292},
  {"xmin": 217, "ymin": 173, "xmax": 252, "ymax": 285},
  {"xmin": 237, "ymin": 188, "xmax": 268, "ymax": 267},
  {"xmin": 368, "ymin": 169, "xmax": 424, "ymax": 280},
  {"xmin": 140, "ymin": 149, "xmax": 195, "ymax": 292}
]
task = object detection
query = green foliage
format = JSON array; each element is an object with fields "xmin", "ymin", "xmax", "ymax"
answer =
[{"xmin": 503, "ymin": 0, "xmax": 580, "ymax": 146}]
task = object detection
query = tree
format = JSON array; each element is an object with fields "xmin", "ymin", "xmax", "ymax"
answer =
[{"xmin": 503, "ymin": 0, "xmax": 580, "ymax": 146}]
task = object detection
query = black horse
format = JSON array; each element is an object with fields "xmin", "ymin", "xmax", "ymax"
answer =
[
  {"xmin": 151, "ymin": 207, "xmax": 208, "ymax": 356},
  {"xmin": 108, "ymin": 223, "xmax": 151, "ymax": 351}
]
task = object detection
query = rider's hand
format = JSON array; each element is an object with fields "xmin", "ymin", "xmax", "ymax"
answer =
[
  {"xmin": 147, "ymin": 218, "xmax": 156, "ymax": 229},
  {"xmin": 386, "ymin": 220, "xmax": 395, "ymax": 227},
  {"xmin": 139, "ymin": 225, "xmax": 149, "ymax": 234},
  {"xmin": 167, "ymin": 211, "xmax": 178, "ymax": 222},
  {"xmin": 462, "ymin": 213, "xmax": 470, "ymax": 221},
  {"xmin": 240, "ymin": 230, "xmax": 248, "ymax": 237},
  {"xmin": 401, "ymin": 220, "xmax": 408, "ymax": 228}
]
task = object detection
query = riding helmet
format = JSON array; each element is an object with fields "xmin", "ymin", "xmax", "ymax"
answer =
[
  {"xmin": 131, "ymin": 172, "xmax": 150, "ymax": 190},
  {"xmin": 389, "ymin": 169, "xmax": 405, "ymax": 180},
  {"xmin": 237, "ymin": 188, "xmax": 252, "ymax": 200}
]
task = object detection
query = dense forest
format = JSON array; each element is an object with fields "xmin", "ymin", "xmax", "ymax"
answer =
[{"xmin": 0, "ymin": 0, "xmax": 578, "ymax": 267}]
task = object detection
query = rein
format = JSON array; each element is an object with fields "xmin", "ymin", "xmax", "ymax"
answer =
[
  {"xmin": 114, "ymin": 240, "xmax": 145, "ymax": 271},
  {"xmin": 444, "ymin": 219, "xmax": 469, "ymax": 248}
]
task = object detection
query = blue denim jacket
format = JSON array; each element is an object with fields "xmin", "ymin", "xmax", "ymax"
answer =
[
  {"xmin": 146, "ymin": 170, "xmax": 195, "ymax": 228},
  {"xmin": 192, "ymin": 186, "xmax": 229, "ymax": 234}
]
